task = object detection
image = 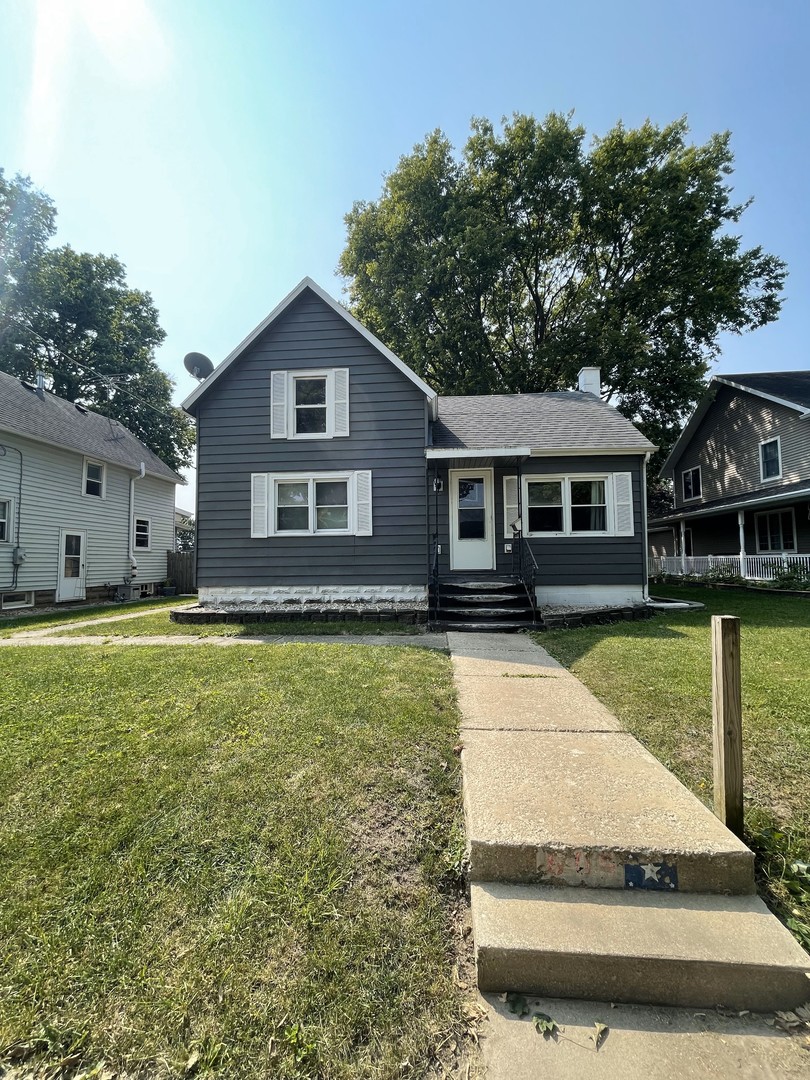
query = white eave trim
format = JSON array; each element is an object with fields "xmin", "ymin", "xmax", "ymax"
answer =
[
  {"xmin": 181, "ymin": 277, "xmax": 438, "ymax": 418},
  {"xmin": 653, "ymin": 485, "xmax": 810, "ymax": 523},
  {"xmin": 425, "ymin": 446, "xmax": 532, "ymax": 459},
  {"xmin": 529, "ymin": 446, "xmax": 656, "ymax": 456}
]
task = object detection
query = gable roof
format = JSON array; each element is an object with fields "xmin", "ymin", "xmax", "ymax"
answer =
[
  {"xmin": 0, "ymin": 370, "xmax": 182, "ymax": 484},
  {"xmin": 181, "ymin": 278, "xmax": 438, "ymax": 417},
  {"xmin": 430, "ymin": 392, "xmax": 655, "ymax": 455},
  {"xmin": 660, "ymin": 370, "xmax": 810, "ymax": 477}
]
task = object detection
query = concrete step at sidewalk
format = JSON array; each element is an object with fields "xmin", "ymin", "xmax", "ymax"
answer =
[
  {"xmin": 463, "ymin": 729, "xmax": 755, "ymax": 893},
  {"xmin": 473, "ymin": 882, "xmax": 810, "ymax": 1011}
]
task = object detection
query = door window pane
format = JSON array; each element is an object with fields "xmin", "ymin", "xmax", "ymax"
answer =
[
  {"xmin": 457, "ymin": 478, "xmax": 485, "ymax": 539},
  {"xmin": 65, "ymin": 534, "xmax": 82, "ymax": 556}
]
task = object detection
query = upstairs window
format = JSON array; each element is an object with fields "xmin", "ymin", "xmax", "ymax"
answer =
[
  {"xmin": 133, "ymin": 517, "xmax": 151, "ymax": 550},
  {"xmin": 270, "ymin": 369, "xmax": 349, "ymax": 439},
  {"xmin": 0, "ymin": 499, "xmax": 9, "ymax": 542},
  {"xmin": 760, "ymin": 438, "xmax": 782, "ymax": 481},
  {"xmin": 682, "ymin": 466, "xmax": 701, "ymax": 501},
  {"xmin": 84, "ymin": 459, "xmax": 105, "ymax": 498}
]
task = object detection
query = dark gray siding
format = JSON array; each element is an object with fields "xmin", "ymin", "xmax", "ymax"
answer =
[
  {"xmin": 672, "ymin": 386, "xmax": 810, "ymax": 510},
  {"xmin": 429, "ymin": 455, "xmax": 647, "ymax": 587},
  {"xmin": 195, "ymin": 291, "xmax": 429, "ymax": 587}
]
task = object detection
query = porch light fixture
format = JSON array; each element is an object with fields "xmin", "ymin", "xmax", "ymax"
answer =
[{"xmin": 432, "ymin": 476, "xmax": 444, "ymax": 493}]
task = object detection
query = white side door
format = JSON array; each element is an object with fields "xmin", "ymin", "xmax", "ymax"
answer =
[
  {"xmin": 56, "ymin": 529, "xmax": 87, "ymax": 602},
  {"xmin": 449, "ymin": 469, "xmax": 495, "ymax": 571}
]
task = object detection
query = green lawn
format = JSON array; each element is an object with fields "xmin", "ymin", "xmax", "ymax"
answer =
[
  {"xmin": 0, "ymin": 644, "xmax": 469, "ymax": 1079},
  {"xmin": 0, "ymin": 596, "xmax": 196, "ymax": 637},
  {"xmin": 539, "ymin": 584, "xmax": 810, "ymax": 950},
  {"xmin": 55, "ymin": 612, "xmax": 422, "ymax": 638}
]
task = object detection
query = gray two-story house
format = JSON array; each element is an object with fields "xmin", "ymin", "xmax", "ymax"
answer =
[
  {"xmin": 649, "ymin": 372, "xmax": 810, "ymax": 578},
  {"xmin": 182, "ymin": 279, "xmax": 655, "ymax": 624},
  {"xmin": 0, "ymin": 370, "xmax": 181, "ymax": 609}
]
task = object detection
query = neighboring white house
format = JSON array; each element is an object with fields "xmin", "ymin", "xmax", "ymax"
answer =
[{"xmin": 0, "ymin": 370, "xmax": 182, "ymax": 609}]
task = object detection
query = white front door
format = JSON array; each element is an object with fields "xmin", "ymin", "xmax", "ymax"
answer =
[
  {"xmin": 56, "ymin": 529, "xmax": 87, "ymax": 602},
  {"xmin": 449, "ymin": 469, "xmax": 495, "ymax": 571}
]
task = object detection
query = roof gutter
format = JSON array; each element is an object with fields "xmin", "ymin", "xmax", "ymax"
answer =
[{"xmin": 425, "ymin": 446, "xmax": 531, "ymax": 460}]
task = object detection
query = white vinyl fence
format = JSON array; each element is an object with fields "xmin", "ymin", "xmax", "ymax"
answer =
[{"xmin": 649, "ymin": 553, "xmax": 810, "ymax": 581}]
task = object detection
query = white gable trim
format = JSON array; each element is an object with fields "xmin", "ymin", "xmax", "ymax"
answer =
[
  {"xmin": 181, "ymin": 277, "xmax": 438, "ymax": 417},
  {"xmin": 661, "ymin": 374, "xmax": 810, "ymax": 478}
]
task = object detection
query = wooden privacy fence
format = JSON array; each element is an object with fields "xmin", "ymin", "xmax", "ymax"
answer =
[{"xmin": 167, "ymin": 551, "xmax": 196, "ymax": 594}]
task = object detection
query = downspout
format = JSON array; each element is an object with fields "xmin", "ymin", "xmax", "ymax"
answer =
[
  {"xmin": 0, "ymin": 444, "xmax": 24, "ymax": 591},
  {"xmin": 129, "ymin": 462, "xmax": 146, "ymax": 579},
  {"xmin": 641, "ymin": 452, "xmax": 651, "ymax": 601}
]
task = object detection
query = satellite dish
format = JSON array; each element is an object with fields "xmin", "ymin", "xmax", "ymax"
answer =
[{"xmin": 184, "ymin": 352, "xmax": 214, "ymax": 380}]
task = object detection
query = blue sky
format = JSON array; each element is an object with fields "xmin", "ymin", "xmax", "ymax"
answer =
[{"xmin": 1, "ymin": 0, "xmax": 808, "ymax": 508}]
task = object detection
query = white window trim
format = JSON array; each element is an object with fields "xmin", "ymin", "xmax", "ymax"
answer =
[
  {"xmin": 1, "ymin": 590, "xmax": 33, "ymax": 610},
  {"xmin": 514, "ymin": 474, "xmax": 628, "ymax": 538},
  {"xmin": 133, "ymin": 516, "xmax": 151, "ymax": 551},
  {"xmin": 252, "ymin": 470, "xmax": 372, "ymax": 538},
  {"xmin": 0, "ymin": 496, "xmax": 12, "ymax": 544},
  {"xmin": 83, "ymin": 458, "xmax": 106, "ymax": 499},
  {"xmin": 682, "ymin": 465, "xmax": 702, "ymax": 502},
  {"xmin": 270, "ymin": 368, "xmax": 350, "ymax": 441},
  {"xmin": 755, "ymin": 507, "xmax": 797, "ymax": 554},
  {"xmin": 759, "ymin": 436, "xmax": 782, "ymax": 483}
]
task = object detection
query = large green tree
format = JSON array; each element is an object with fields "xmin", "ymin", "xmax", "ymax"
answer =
[
  {"xmin": 0, "ymin": 170, "xmax": 195, "ymax": 472},
  {"xmin": 340, "ymin": 114, "xmax": 786, "ymax": 463}
]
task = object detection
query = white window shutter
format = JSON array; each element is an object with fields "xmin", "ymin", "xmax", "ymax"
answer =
[
  {"xmin": 503, "ymin": 475, "xmax": 520, "ymax": 538},
  {"xmin": 355, "ymin": 471, "xmax": 373, "ymax": 535},
  {"xmin": 270, "ymin": 370, "xmax": 287, "ymax": 438},
  {"xmin": 333, "ymin": 369, "xmax": 350, "ymax": 436},
  {"xmin": 613, "ymin": 472, "xmax": 634, "ymax": 536},
  {"xmin": 251, "ymin": 473, "xmax": 269, "ymax": 537}
]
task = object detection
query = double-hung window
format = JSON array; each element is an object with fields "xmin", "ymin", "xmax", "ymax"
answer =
[
  {"xmin": 682, "ymin": 466, "xmax": 701, "ymax": 501},
  {"xmin": 760, "ymin": 438, "xmax": 782, "ymax": 481},
  {"xmin": 270, "ymin": 369, "xmax": 350, "ymax": 439},
  {"xmin": 84, "ymin": 459, "xmax": 105, "ymax": 498},
  {"xmin": 133, "ymin": 517, "xmax": 151, "ymax": 550},
  {"xmin": 251, "ymin": 471, "xmax": 372, "ymax": 537},
  {"xmin": 505, "ymin": 474, "xmax": 633, "ymax": 537},
  {"xmin": 0, "ymin": 499, "xmax": 10, "ymax": 543},
  {"xmin": 756, "ymin": 510, "xmax": 796, "ymax": 553}
]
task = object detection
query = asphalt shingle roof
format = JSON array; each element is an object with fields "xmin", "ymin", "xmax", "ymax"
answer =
[
  {"xmin": 721, "ymin": 371, "xmax": 810, "ymax": 411},
  {"xmin": 0, "ymin": 370, "xmax": 182, "ymax": 483},
  {"xmin": 431, "ymin": 392, "xmax": 655, "ymax": 453}
]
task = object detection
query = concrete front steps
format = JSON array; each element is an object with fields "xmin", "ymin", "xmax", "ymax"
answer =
[
  {"xmin": 433, "ymin": 579, "xmax": 536, "ymax": 632},
  {"xmin": 473, "ymin": 883, "xmax": 810, "ymax": 1011},
  {"xmin": 454, "ymin": 632, "xmax": 810, "ymax": 1013}
]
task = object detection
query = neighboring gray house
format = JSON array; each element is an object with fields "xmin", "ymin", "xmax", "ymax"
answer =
[
  {"xmin": 182, "ymin": 278, "xmax": 655, "ymax": 624},
  {"xmin": 0, "ymin": 370, "xmax": 182, "ymax": 609},
  {"xmin": 649, "ymin": 371, "xmax": 810, "ymax": 578}
]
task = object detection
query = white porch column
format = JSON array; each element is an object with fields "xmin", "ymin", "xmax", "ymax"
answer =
[
  {"xmin": 680, "ymin": 519, "xmax": 687, "ymax": 575},
  {"xmin": 738, "ymin": 510, "xmax": 746, "ymax": 578}
]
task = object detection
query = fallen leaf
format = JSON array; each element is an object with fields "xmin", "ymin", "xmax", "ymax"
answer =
[
  {"xmin": 506, "ymin": 993, "xmax": 530, "ymax": 1017},
  {"xmin": 532, "ymin": 1012, "xmax": 559, "ymax": 1040},
  {"xmin": 592, "ymin": 1022, "xmax": 608, "ymax": 1051}
]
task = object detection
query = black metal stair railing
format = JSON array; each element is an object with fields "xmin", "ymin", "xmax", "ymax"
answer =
[{"xmin": 512, "ymin": 527, "xmax": 539, "ymax": 626}]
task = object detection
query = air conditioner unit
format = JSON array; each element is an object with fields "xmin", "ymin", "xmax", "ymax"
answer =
[{"xmin": 119, "ymin": 584, "xmax": 141, "ymax": 602}]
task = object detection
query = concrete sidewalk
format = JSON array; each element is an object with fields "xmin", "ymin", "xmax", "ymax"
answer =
[{"xmin": 448, "ymin": 631, "xmax": 810, "ymax": 1078}]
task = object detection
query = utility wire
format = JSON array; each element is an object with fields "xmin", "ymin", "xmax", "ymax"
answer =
[{"xmin": 4, "ymin": 316, "xmax": 182, "ymax": 421}]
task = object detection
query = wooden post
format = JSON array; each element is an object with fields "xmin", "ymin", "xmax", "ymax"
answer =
[{"xmin": 712, "ymin": 615, "xmax": 744, "ymax": 837}]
